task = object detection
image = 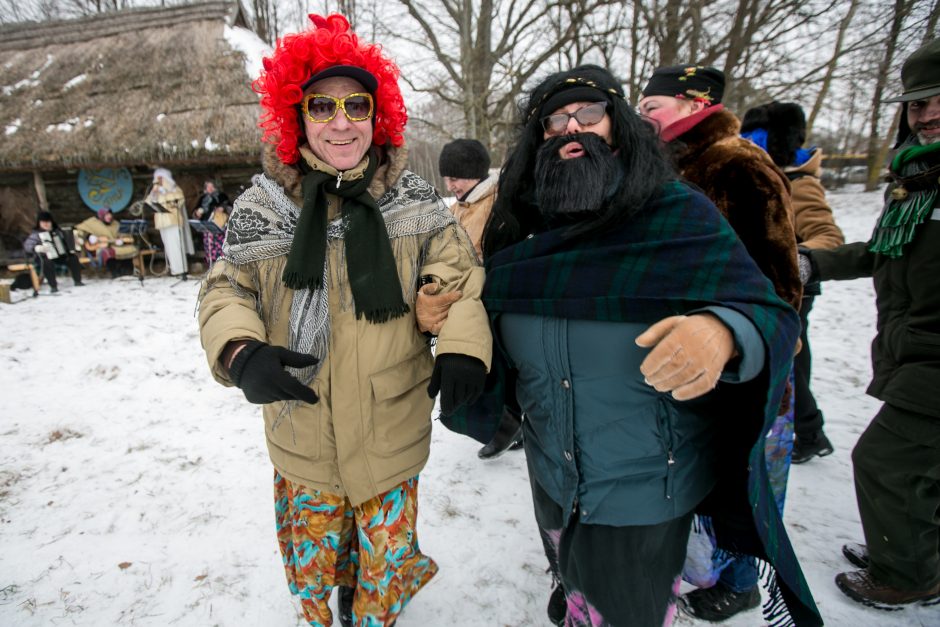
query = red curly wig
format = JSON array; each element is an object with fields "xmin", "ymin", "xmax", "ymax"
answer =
[{"xmin": 253, "ymin": 14, "xmax": 408, "ymax": 165}]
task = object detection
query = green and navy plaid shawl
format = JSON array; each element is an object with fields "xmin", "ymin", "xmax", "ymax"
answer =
[{"xmin": 443, "ymin": 181, "xmax": 820, "ymax": 626}]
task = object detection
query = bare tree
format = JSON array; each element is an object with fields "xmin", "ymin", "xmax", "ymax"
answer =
[
  {"xmin": 380, "ymin": 0, "xmax": 621, "ymax": 152},
  {"xmin": 805, "ymin": 0, "xmax": 860, "ymax": 140}
]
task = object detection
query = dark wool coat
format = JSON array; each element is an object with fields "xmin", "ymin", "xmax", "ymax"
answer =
[
  {"xmin": 668, "ymin": 108, "xmax": 802, "ymax": 311},
  {"xmin": 812, "ymin": 140, "xmax": 940, "ymax": 420}
]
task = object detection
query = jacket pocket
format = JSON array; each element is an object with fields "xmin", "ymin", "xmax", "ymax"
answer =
[
  {"xmin": 264, "ymin": 394, "xmax": 321, "ymax": 459},
  {"xmin": 903, "ymin": 327, "xmax": 940, "ymax": 361},
  {"xmin": 370, "ymin": 349, "xmax": 435, "ymax": 453}
]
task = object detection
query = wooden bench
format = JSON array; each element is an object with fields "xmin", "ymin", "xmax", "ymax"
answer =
[
  {"xmin": 5, "ymin": 262, "xmax": 40, "ymax": 293},
  {"xmin": 6, "ymin": 257, "xmax": 92, "ymax": 292}
]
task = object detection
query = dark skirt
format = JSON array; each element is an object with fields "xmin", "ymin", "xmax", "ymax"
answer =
[{"xmin": 532, "ymin": 474, "xmax": 693, "ymax": 626}]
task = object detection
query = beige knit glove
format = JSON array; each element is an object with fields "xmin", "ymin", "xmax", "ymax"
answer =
[
  {"xmin": 635, "ymin": 314, "xmax": 736, "ymax": 401},
  {"xmin": 416, "ymin": 282, "xmax": 462, "ymax": 335}
]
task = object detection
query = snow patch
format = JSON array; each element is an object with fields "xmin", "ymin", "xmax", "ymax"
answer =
[
  {"xmin": 204, "ymin": 137, "xmax": 219, "ymax": 151},
  {"xmin": 5, "ymin": 119, "xmax": 21, "ymax": 135},
  {"xmin": 224, "ymin": 24, "xmax": 270, "ymax": 83},
  {"xmin": 156, "ymin": 113, "xmax": 167, "ymax": 122},
  {"xmin": 63, "ymin": 74, "xmax": 87, "ymax": 90}
]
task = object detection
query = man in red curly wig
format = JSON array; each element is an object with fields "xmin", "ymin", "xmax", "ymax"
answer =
[{"xmin": 197, "ymin": 14, "xmax": 492, "ymax": 626}]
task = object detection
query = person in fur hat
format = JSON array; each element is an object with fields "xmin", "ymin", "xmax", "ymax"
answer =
[
  {"xmin": 639, "ymin": 65, "xmax": 802, "ymax": 622},
  {"xmin": 444, "ymin": 64, "xmax": 819, "ymax": 626},
  {"xmin": 23, "ymin": 211, "xmax": 85, "ymax": 292},
  {"xmin": 803, "ymin": 37, "xmax": 940, "ymax": 610},
  {"xmin": 197, "ymin": 14, "xmax": 491, "ymax": 626},
  {"xmin": 741, "ymin": 102, "xmax": 844, "ymax": 465}
]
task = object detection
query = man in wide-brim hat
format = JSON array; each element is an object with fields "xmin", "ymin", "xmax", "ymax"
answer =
[{"xmin": 804, "ymin": 37, "xmax": 940, "ymax": 609}]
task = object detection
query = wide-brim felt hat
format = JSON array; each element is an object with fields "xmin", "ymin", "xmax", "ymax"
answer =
[{"xmin": 885, "ymin": 38, "xmax": 940, "ymax": 102}]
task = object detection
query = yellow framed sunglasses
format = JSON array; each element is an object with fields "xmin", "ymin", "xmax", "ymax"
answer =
[{"xmin": 302, "ymin": 92, "xmax": 374, "ymax": 123}]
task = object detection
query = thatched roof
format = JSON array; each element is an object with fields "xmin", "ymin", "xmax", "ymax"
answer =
[{"xmin": 0, "ymin": 1, "xmax": 265, "ymax": 172}]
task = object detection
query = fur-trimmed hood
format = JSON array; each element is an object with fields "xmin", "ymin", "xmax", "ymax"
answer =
[{"xmin": 261, "ymin": 142, "xmax": 410, "ymax": 205}]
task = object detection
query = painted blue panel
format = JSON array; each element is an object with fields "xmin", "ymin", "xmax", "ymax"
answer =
[{"xmin": 77, "ymin": 168, "xmax": 133, "ymax": 212}]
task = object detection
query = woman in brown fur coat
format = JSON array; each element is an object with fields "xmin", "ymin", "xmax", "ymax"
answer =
[
  {"xmin": 639, "ymin": 65, "xmax": 802, "ymax": 623},
  {"xmin": 639, "ymin": 66, "xmax": 801, "ymax": 312}
]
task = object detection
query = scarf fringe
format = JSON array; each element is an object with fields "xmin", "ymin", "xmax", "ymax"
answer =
[{"xmin": 759, "ymin": 558, "xmax": 794, "ymax": 627}]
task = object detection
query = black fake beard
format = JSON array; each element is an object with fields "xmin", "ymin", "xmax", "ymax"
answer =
[{"xmin": 534, "ymin": 133, "xmax": 619, "ymax": 223}]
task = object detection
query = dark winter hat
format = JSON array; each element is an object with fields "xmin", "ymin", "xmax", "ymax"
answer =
[
  {"xmin": 37, "ymin": 211, "xmax": 54, "ymax": 223},
  {"xmin": 532, "ymin": 65, "xmax": 626, "ymax": 121},
  {"xmin": 741, "ymin": 101, "xmax": 807, "ymax": 167},
  {"xmin": 885, "ymin": 38, "xmax": 940, "ymax": 102},
  {"xmin": 642, "ymin": 65, "xmax": 725, "ymax": 105},
  {"xmin": 439, "ymin": 139, "xmax": 491, "ymax": 180}
]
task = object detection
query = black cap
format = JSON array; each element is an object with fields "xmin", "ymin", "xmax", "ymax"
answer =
[
  {"xmin": 300, "ymin": 65, "xmax": 378, "ymax": 93},
  {"xmin": 439, "ymin": 139, "xmax": 490, "ymax": 180},
  {"xmin": 533, "ymin": 65, "xmax": 625, "ymax": 121},
  {"xmin": 642, "ymin": 65, "xmax": 725, "ymax": 104}
]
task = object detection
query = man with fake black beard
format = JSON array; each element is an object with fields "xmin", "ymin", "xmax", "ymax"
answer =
[
  {"xmin": 802, "ymin": 38, "xmax": 940, "ymax": 609},
  {"xmin": 533, "ymin": 132, "xmax": 620, "ymax": 223},
  {"xmin": 436, "ymin": 65, "xmax": 822, "ymax": 626}
]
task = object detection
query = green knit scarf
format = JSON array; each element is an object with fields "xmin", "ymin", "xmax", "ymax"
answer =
[
  {"xmin": 869, "ymin": 141, "xmax": 940, "ymax": 258},
  {"xmin": 282, "ymin": 150, "xmax": 409, "ymax": 323}
]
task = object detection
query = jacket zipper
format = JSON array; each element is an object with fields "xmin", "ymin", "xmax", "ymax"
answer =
[
  {"xmin": 336, "ymin": 171, "xmax": 343, "ymax": 188},
  {"xmin": 658, "ymin": 397, "xmax": 676, "ymax": 501}
]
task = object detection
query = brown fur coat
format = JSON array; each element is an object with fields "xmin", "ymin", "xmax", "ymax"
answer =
[{"xmin": 668, "ymin": 108, "xmax": 802, "ymax": 310}]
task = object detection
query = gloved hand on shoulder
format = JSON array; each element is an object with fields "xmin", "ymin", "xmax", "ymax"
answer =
[
  {"xmin": 227, "ymin": 340, "xmax": 319, "ymax": 405},
  {"xmin": 427, "ymin": 353, "xmax": 487, "ymax": 416}
]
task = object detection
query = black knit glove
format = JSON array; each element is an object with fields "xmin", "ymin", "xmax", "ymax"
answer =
[
  {"xmin": 427, "ymin": 353, "xmax": 487, "ymax": 416},
  {"xmin": 228, "ymin": 340, "xmax": 320, "ymax": 405}
]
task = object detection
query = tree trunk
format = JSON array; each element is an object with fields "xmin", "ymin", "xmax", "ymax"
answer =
[
  {"xmin": 864, "ymin": 0, "xmax": 913, "ymax": 191},
  {"xmin": 806, "ymin": 0, "xmax": 859, "ymax": 141}
]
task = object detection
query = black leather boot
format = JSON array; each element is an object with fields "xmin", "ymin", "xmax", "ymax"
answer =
[{"xmin": 478, "ymin": 406, "xmax": 523, "ymax": 460}]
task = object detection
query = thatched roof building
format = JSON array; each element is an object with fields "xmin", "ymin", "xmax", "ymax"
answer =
[{"xmin": 0, "ymin": 1, "xmax": 266, "ymax": 256}]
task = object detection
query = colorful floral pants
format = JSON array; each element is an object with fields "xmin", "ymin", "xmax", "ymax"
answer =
[{"xmin": 274, "ymin": 472, "xmax": 438, "ymax": 626}]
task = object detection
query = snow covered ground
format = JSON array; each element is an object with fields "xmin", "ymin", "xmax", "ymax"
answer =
[{"xmin": 1, "ymin": 185, "xmax": 936, "ymax": 626}]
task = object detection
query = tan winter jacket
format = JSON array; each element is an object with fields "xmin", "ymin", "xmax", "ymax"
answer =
[
  {"xmin": 785, "ymin": 149, "xmax": 844, "ymax": 251},
  {"xmin": 74, "ymin": 216, "xmax": 139, "ymax": 260},
  {"xmin": 450, "ymin": 173, "xmax": 497, "ymax": 259},
  {"xmin": 198, "ymin": 144, "xmax": 492, "ymax": 505}
]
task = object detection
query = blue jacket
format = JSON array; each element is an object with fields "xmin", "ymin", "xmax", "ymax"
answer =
[{"xmin": 499, "ymin": 308, "xmax": 762, "ymax": 527}]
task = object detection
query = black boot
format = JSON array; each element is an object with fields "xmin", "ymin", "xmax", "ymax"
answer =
[
  {"xmin": 791, "ymin": 431, "xmax": 834, "ymax": 464},
  {"xmin": 547, "ymin": 581, "xmax": 566, "ymax": 626},
  {"xmin": 478, "ymin": 407, "xmax": 523, "ymax": 460},
  {"xmin": 679, "ymin": 582, "xmax": 761, "ymax": 622},
  {"xmin": 338, "ymin": 585, "xmax": 354, "ymax": 627}
]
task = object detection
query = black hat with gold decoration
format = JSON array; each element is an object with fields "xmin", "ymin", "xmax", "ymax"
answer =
[{"xmin": 642, "ymin": 64, "xmax": 725, "ymax": 105}]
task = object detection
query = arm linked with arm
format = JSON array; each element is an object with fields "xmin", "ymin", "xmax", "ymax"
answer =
[{"xmin": 807, "ymin": 241, "xmax": 876, "ymax": 282}]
